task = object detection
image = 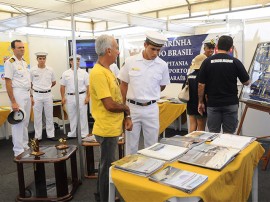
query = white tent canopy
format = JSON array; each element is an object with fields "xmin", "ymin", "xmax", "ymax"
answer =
[{"xmin": 0, "ymin": 0, "xmax": 270, "ymax": 36}]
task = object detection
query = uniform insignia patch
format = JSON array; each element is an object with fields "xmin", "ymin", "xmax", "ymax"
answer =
[
  {"xmin": 9, "ymin": 58, "xmax": 15, "ymax": 63},
  {"xmin": 131, "ymin": 67, "xmax": 140, "ymax": 71}
]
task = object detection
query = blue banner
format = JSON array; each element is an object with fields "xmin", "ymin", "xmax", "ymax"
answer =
[{"xmin": 159, "ymin": 34, "xmax": 208, "ymax": 83}]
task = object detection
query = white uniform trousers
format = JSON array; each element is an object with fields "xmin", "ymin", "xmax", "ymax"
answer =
[
  {"xmin": 125, "ymin": 102, "xmax": 159, "ymax": 155},
  {"xmin": 66, "ymin": 93, "xmax": 89, "ymax": 138},
  {"xmin": 33, "ymin": 92, "xmax": 55, "ymax": 140},
  {"xmin": 12, "ymin": 88, "xmax": 31, "ymax": 156}
]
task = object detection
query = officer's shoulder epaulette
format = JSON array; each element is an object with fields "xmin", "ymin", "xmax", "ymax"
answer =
[{"xmin": 9, "ymin": 58, "xmax": 15, "ymax": 63}]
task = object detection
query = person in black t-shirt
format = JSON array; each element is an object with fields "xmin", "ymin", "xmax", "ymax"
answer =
[
  {"xmin": 198, "ymin": 35, "xmax": 250, "ymax": 133},
  {"xmin": 183, "ymin": 54, "xmax": 207, "ymax": 132},
  {"xmin": 184, "ymin": 40, "xmax": 215, "ymax": 132}
]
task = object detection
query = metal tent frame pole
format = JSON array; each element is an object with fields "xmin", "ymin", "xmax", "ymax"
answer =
[{"xmin": 70, "ymin": 1, "xmax": 84, "ymax": 181}]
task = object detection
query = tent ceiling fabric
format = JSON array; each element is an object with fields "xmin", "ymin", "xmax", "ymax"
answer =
[{"xmin": 0, "ymin": 0, "xmax": 269, "ymax": 34}]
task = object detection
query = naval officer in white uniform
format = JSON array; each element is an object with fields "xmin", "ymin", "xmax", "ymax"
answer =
[
  {"xmin": 30, "ymin": 52, "xmax": 56, "ymax": 141},
  {"xmin": 60, "ymin": 55, "xmax": 90, "ymax": 138},
  {"xmin": 4, "ymin": 40, "xmax": 31, "ymax": 157},
  {"xmin": 118, "ymin": 31, "xmax": 170, "ymax": 155}
]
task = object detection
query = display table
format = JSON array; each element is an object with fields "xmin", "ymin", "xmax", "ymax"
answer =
[
  {"xmin": 82, "ymin": 138, "xmax": 125, "ymax": 179},
  {"xmin": 0, "ymin": 106, "xmax": 11, "ymax": 139},
  {"xmin": 110, "ymin": 141, "xmax": 264, "ymax": 202},
  {"xmin": 158, "ymin": 102, "xmax": 186, "ymax": 135},
  {"xmin": 14, "ymin": 145, "xmax": 81, "ymax": 201}
]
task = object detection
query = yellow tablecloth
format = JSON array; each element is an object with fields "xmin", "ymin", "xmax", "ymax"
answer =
[
  {"xmin": 111, "ymin": 141, "xmax": 264, "ymax": 202},
  {"xmin": 0, "ymin": 107, "xmax": 11, "ymax": 127},
  {"xmin": 158, "ymin": 102, "xmax": 186, "ymax": 134}
]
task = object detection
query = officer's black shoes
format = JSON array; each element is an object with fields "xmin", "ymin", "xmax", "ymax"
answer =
[
  {"xmin": 46, "ymin": 137, "xmax": 58, "ymax": 141},
  {"xmin": 67, "ymin": 136, "xmax": 77, "ymax": 140}
]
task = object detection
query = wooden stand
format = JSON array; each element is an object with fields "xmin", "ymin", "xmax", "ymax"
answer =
[
  {"xmin": 82, "ymin": 138, "xmax": 125, "ymax": 179},
  {"xmin": 237, "ymin": 100, "xmax": 270, "ymax": 170},
  {"xmin": 14, "ymin": 145, "xmax": 81, "ymax": 201}
]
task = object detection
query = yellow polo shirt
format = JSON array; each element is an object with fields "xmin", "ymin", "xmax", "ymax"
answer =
[{"xmin": 90, "ymin": 63, "xmax": 124, "ymax": 137}]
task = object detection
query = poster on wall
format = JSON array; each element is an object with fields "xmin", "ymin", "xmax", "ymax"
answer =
[
  {"xmin": 159, "ymin": 33, "xmax": 243, "ymax": 83},
  {"xmin": 0, "ymin": 42, "xmax": 30, "ymax": 92},
  {"xmin": 240, "ymin": 42, "xmax": 270, "ymax": 106}
]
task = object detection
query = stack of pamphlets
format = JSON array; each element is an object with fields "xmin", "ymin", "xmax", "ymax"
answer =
[
  {"xmin": 178, "ymin": 143, "xmax": 240, "ymax": 171},
  {"xmin": 210, "ymin": 133, "xmax": 256, "ymax": 150},
  {"xmin": 149, "ymin": 166, "xmax": 208, "ymax": 193},
  {"xmin": 160, "ymin": 135, "xmax": 203, "ymax": 148},
  {"xmin": 137, "ymin": 143, "xmax": 188, "ymax": 161},
  {"xmin": 185, "ymin": 131, "xmax": 219, "ymax": 141},
  {"xmin": 112, "ymin": 154, "xmax": 165, "ymax": 177}
]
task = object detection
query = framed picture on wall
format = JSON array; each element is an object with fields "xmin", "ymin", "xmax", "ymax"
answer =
[
  {"xmin": 68, "ymin": 39, "xmax": 98, "ymax": 69},
  {"xmin": 68, "ymin": 39, "xmax": 120, "ymax": 69},
  {"xmin": 240, "ymin": 42, "xmax": 270, "ymax": 106}
]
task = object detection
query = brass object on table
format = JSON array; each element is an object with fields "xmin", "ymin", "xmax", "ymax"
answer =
[
  {"xmin": 29, "ymin": 138, "xmax": 45, "ymax": 156},
  {"xmin": 56, "ymin": 138, "xmax": 69, "ymax": 150}
]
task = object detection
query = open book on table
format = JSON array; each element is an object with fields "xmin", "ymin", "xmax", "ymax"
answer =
[
  {"xmin": 185, "ymin": 131, "xmax": 219, "ymax": 141},
  {"xmin": 137, "ymin": 143, "xmax": 189, "ymax": 162},
  {"xmin": 210, "ymin": 133, "xmax": 256, "ymax": 150},
  {"xmin": 149, "ymin": 166, "xmax": 208, "ymax": 193},
  {"xmin": 160, "ymin": 135, "xmax": 204, "ymax": 149},
  {"xmin": 112, "ymin": 154, "xmax": 165, "ymax": 177},
  {"xmin": 178, "ymin": 143, "xmax": 240, "ymax": 171}
]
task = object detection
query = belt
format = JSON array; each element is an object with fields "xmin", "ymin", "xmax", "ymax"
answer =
[
  {"xmin": 34, "ymin": 90, "xmax": 51, "ymax": 93},
  {"xmin": 67, "ymin": 91, "xmax": 86, "ymax": 95},
  {"xmin": 127, "ymin": 99, "xmax": 156, "ymax": 106}
]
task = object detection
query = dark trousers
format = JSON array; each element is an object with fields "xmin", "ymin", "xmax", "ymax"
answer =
[
  {"xmin": 95, "ymin": 135, "xmax": 118, "ymax": 202},
  {"xmin": 207, "ymin": 104, "xmax": 239, "ymax": 133}
]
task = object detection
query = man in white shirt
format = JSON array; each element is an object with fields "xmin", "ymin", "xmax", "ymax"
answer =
[
  {"xmin": 60, "ymin": 55, "xmax": 90, "ymax": 138},
  {"xmin": 118, "ymin": 31, "xmax": 170, "ymax": 155},
  {"xmin": 30, "ymin": 52, "xmax": 56, "ymax": 141},
  {"xmin": 4, "ymin": 40, "xmax": 31, "ymax": 157}
]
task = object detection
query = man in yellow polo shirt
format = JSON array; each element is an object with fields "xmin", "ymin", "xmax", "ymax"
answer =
[{"xmin": 90, "ymin": 34, "xmax": 132, "ymax": 202}]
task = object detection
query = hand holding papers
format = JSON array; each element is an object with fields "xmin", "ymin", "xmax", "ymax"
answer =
[{"xmin": 149, "ymin": 166, "xmax": 208, "ymax": 193}]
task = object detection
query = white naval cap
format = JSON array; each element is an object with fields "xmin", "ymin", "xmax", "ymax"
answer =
[
  {"xmin": 7, "ymin": 108, "xmax": 26, "ymax": 125},
  {"xmin": 35, "ymin": 52, "xmax": 48, "ymax": 56},
  {"xmin": 145, "ymin": 31, "xmax": 167, "ymax": 47},
  {"xmin": 69, "ymin": 54, "xmax": 81, "ymax": 60},
  {"xmin": 203, "ymin": 38, "xmax": 216, "ymax": 48}
]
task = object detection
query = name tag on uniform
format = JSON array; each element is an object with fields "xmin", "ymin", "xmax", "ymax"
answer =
[{"xmin": 131, "ymin": 67, "xmax": 140, "ymax": 71}]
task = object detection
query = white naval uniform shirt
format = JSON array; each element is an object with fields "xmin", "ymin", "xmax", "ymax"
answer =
[
  {"xmin": 109, "ymin": 63, "xmax": 120, "ymax": 77},
  {"xmin": 60, "ymin": 68, "xmax": 89, "ymax": 93},
  {"xmin": 30, "ymin": 66, "xmax": 56, "ymax": 91},
  {"xmin": 4, "ymin": 55, "xmax": 30, "ymax": 89},
  {"xmin": 118, "ymin": 52, "xmax": 170, "ymax": 102}
]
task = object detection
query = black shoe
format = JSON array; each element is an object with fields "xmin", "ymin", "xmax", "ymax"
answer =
[
  {"xmin": 37, "ymin": 139, "xmax": 43, "ymax": 142},
  {"xmin": 67, "ymin": 136, "xmax": 77, "ymax": 140},
  {"xmin": 94, "ymin": 193, "xmax": 100, "ymax": 202},
  {"xmin": 47, "ymin": 137, "xmax": 58, "ymax": 141}
]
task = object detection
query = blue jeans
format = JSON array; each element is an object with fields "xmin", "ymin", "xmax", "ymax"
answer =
[
  {"xmin": 207, "ymin": 104, "xmax": 239, "ymax": 133},
  {"xmin": 94, "ymin": 135, "xmax": 118, "ymax": 202}
]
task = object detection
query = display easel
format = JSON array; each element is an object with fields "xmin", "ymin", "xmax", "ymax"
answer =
[{"xmin": 237, "ymin": 99, "xmax": 270, "ymax": 170}]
